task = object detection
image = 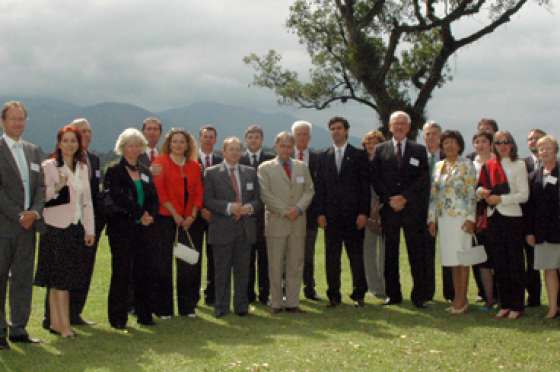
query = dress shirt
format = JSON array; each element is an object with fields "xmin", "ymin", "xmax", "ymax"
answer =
[
  {"xmin": 199, "ymin": 150, "xmax": 214, "ymax": 168},
  {"xmin": 294, "ymin": 147, "xmax": 309, "ymax": 165},
  {"xmin": 3, "ymin": 134, "xmax": 30, "ymax": 210},
  {"xmin": 392, "ymin": 137, "xmax": 407, "ymax": 157},
  {"xmin": 247, "ymin": 149, "xmax": 262, "ymax": 166},
  {"xmin": 224, "ymin": 161, "xmax": 242, "ymax": 215},
  {"xmin": 145, "ymin": 146, "xmax": 159, "ymax": 160},
  {"xmin": 333, "ymin": 142, "xmax": 347, "ymax": 173},
  {"xmin": 65, "ymin": 164, "xmax": 84, "ymax": 224}
]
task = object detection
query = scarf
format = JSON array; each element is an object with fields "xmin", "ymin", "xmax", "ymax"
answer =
[{"xmin": 476, "ymin": 158, "xmax": 510, "ymax": 231}]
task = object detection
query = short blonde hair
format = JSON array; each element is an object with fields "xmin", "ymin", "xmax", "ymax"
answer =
[
  {"xmin": 70, "ymin": 118, "xmax": 91, "ymax": 129},
  {"xmin": 223, "ymin": 136, "xmax": 242, "ymax": 152},
  {"xmin": 361, "ymin": 130, "xmax": 385, "ymax": 149},
  {"xmin": 161, "ymin": 128, "xmax": 198, "ymax": 162},
  {"xmin": 1, "ymin": 101, "xmax": 27, "ymax": 121},
  {"xmin": 114, "ymin": 128, "xmax": 147, "ymax": 155},
  {"xmin": 537, "ymin": 135, "xmax": 559, "ymax": 154}
]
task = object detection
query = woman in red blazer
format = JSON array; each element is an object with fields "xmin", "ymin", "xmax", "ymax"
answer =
[{"xmin": 152, "ymin": 128, "xmax": 203, "ymax": 318}]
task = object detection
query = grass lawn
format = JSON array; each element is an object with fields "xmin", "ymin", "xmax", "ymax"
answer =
[{"xmin": 1, "ymin": 231, "xmax": 559, "ymax": 372}]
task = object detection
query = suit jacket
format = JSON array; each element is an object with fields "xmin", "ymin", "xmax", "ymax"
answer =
[
  {"xmin": 258, "ymin": 157, "xmax": 315, "ymax": 238},
  {"xmin": 524, "ymin": 155, "xmax": 539, "ymax": 175},
  {"xmin": 191, "ymin": 151, "xmax": 224, "ymax": 231},
  {"xmin": 0, "ymin": 137, "xmax": 45, "ymax": 236},
  {"xmin": 315, "ymin": 144, "xmax": 370, "ymax": 221},
  {"xmin": 204, "ymin": 163, "xmax": 262, "ymax": 245},
  {"xmin": 240, "ymin": 150, "xmax": 274, "ymax": 238},
  {"xmin": 372, "ymin": 140, "xmax": 430, "ymax": 219},
  {"xmin": 305, "ymin": 150, "xmax": 320, "ymax": 230},
  {"xmin": 86, "ymin": 151, "xmax": 105, "ymax": 233},
  {"xmin": 103, "ymin": 158, "xmax": 159, "ymax": 236},
  {"xmin": 42, "ymin": 158, "xmax": 95, "ymax": 236},
  {"xmin": 526, "ymin": 162, "xmax": 560, "ymax": 244}
]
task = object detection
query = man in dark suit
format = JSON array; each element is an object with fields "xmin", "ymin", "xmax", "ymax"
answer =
[
  {"xmin": 291, "ymin": 120, "xmax": 321, "ymax": 300},
  {"xmin": 316, "ymin": 116, "xmax": 369, "ymax": 307},
  {"xmin": 523, "ymin": 128, "xmax": 546, "ymax": 307},
  {"xmin": 372, "ymin": 111, "xmax": 431, "ymax": 308},
  {"xmin": 204, "ymin": 136, "xmax": 262, "ymax": 317},
  {"xmin": 0, "ymin": 101, "xmax": 45, "ymax": 349},
  {"xmin": 191, "ymin": 125, "xmax": 223, "ymax": 306},
  {"xmin": 239, "ymin": 125, "xmax": 274, "ymax": 304},
  {"xmin": 422, "ymin": 121, "xmax": 453, "ymax": 302},
  {"xmin": 138, "ymin": 117, "xmax": 162, "ymax": 167}
]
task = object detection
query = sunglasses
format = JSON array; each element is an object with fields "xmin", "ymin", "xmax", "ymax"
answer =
[{"xmin": 495, "ymin": 140, "xmax": 512, "ymax": 145}]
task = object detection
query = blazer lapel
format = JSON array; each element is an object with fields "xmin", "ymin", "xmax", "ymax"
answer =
[
  {"xmin": 275, "ymin": 158, "xmax": 291, "ymax": 184},
  {"xmin": 339, "ymin": 145, "xmax": 352, "ymax": 176},
  {"xmin": 326, "ymin": 147, "xmax": 337, "ymax": 177},
  {"xmin": 0, "ymin": 138, "xmax": 20, "ymax": 177}
]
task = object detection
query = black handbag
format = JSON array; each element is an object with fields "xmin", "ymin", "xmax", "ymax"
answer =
[{"xmin": 44, "ymin": 185, "xmax": 70, "ymax": 207}]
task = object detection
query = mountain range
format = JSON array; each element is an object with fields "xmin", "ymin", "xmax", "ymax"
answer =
[{"xmin": 0, "ymin": 97, "xmax": 360, "ymax": 153}]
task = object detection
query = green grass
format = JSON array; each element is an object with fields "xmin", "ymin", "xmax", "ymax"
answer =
[{"xmin": 1, "ymin": 232, "xmax": 559, "ymax": 372}]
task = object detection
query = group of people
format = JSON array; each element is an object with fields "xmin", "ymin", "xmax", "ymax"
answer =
[{"xmin": 0, "ymin": 99, "xmax": 558, "ymax": 350}]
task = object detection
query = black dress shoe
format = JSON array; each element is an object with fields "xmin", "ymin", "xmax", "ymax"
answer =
[
  {"xmin": 111, "ymin": 323, "xmax": 127, "ymax": 330},
  {"xmin": 138, "ymin": 318, "xmax": 156, "ymax": 326},
  {"xmin": 382, "ymin": 298, "xmax": 403, "ymax": 306},
  {"xmin": 204, "ymin": 298, "xmax": 215, "ymax": 306},
  {"xmin": 305, "ymin": 293, "xmax": 321, "ymax": 301},
  {"xmin": 413, "ymin": 300, "xmax": 427, "ymax": 309},
  {"xmin": 353, "ymin": 299, "xmax": 365, "ymax": 308},
  {"xmin": 236, "ymin": 311, "xmax": 249, "ymax": 317},
  {"xmin": 326, "ymin": 299, "xmax": 340, "ymax": 308},
  {"xmin": 42, "ymin": 319, "xmax": 50, "ymax": 330},
  {"xmin": 214, "ymin": 311, "xmax": 227, "ymax": 318},
  {"xmin": 8, "ymin": 335, "xmax": 41, "ymax": 344},
  {"xmin": 71, "ymin": 317, "xmax": 96, "ymax": 326},
  {"xmin": 527, "ymin": 301, "xmax": 541, "ymax": 308},
  {"xmin": 285, "ymin": 307, "xmax": 305, "ymax": 313},
  {"xmin": 270, "ymin": 308, "xmax": 283, "ymax": 314},
  {"xmin": 259, "ymin": 297, "xmax": 269, "ymax": 306},
  {"xmin": 0, "ymin": 337, "xmax": 9, "ymax": 350}
]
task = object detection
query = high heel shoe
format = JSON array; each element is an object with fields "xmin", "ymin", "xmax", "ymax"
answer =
[
  {"xmin": 495, "ymin": 309, "xmax": 510, "ymax": 318},
  {"xmin": 507, "ymin": 310, "xmax": 523, "ymax": 320},
  {"xmin": 450, "ymin": 304, "xmax": 469, "ymax": 315}
]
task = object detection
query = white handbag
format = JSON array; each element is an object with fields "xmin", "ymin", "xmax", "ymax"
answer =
[
  {"xmin": 173, "ymin": 227, "xmax": 199, "ymax": 265},
  {"xmin": 458, "ymin": 235, "xmax": 487, "ymax": 266}
]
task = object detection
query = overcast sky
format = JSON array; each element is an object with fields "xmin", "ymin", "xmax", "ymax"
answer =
[{"xmin": 0, "ymin": 0, "xmax": 557, "ymax": 149}]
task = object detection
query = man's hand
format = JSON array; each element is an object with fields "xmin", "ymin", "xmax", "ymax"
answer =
[
  {"xmin": 201, "ymin": 208, "xmax": 212, "ymax": 222},
  {"xmin": 230, "ymin": 202, "xmax": 242, "ymax": 221},
  {"xmin": 84, "ymin": 234, "xmax": 95, "ymax": 247},
  {"xmin": 356, "ymin": 214, "xmax": 367, "ymax": 230},
  {"xmin": 428, "ymin": 222, "xmax": 436, "ymax": 237},
  {"xmin": 19, "ymin": 212, "xmax": 37, "ymax": 230},
  {"xmin": 286, "ymin": 207, "xmax": 299, "ymax": 222},
  {"xmin": 389, "ymin": 195, "xmax": 407, "ymax": 212},
  {"xmin": 317, "ymin": 215, "xmax": 327, "ymax": 229}
]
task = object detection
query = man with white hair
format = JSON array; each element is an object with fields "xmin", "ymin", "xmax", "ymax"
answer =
[
  {"xmin": 291, "ymin": 120, "xmax": 321, "ymax": 300},
  {"xmin": 372, "ymin": 111, "xmax": 431, "ymax": 308}
]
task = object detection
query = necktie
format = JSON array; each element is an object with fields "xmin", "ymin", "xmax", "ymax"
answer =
[
  {"xmin": 13, "ymin": 143, "xmax": 30, "ymax": 210},
  {"xmin": 396, "ymin": 142, "xmax": 403, "ymax": 167},
  {"xmin": 150, "ymin": 149, "xmax": 155, "ymax": 163},
  {"xmin": 335, "ymin": 148, "xmax": 342, "ymax": 174},
  {"xmin": 205, "ymin": 155, "xmax": 211, "ymax": 168},
  {"xmin": 283, "ymin": 161, "xmax": 291, "ymax": 179},
  {"xmin": 252, "ymin": 154, "xmax": 258, "ymax": 167},
  {"xmin": 229, "ymin": 167, "xmax": 241, "ymax": 202},
  {"xmin": 298, "ymin": 150, "xmax": 304, "ymax": 161},
  {"xmin": 429, "ymin": 153, "xmax": 436, "ymax": 179}
]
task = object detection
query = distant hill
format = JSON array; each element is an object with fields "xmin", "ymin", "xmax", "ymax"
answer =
[{"xmin": 0, "ymin": 97, "xmax": 359, "ymax": 153}]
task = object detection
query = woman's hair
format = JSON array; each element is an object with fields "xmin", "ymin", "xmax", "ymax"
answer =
[
  {"xmin": 161, "ymin": 128, "xmax": 198, "ymax": 161},
  {"xmin": 537, "ymin": 134, "xmax": 559, "ymax": 154},
  {"xmin": 440, "ymin": 130, "xmax": 465, "ymax": 155},
  {"xmin": 51, "ymin": 125, "xmax": 85, "ymax": 170},
  {"xmin": 361, "ymin": 130, "xmax": 385, "ymax": 150},
  {"xmin": 493, "ymin": 130, "xmax": 518, "ymax": 161},
  {"xmin": 472, "ymin": 130, "xmax": 493, "ymax": 146},
  {"xmin": 114, "ymin": 128, "xmax": 147, "ymax": 155}
]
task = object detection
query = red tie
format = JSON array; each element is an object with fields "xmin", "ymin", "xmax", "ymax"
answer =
[
  {"xmin": 229, "ymin": 167, "xmax": 241, "ymax": 202},
  {"xmin": 298, "ymin": 150, "xmax": 304, "ymax": 161},
  {"xmin": 283, "ymin": 161, "xmax": 291, "ymax": 179},
  {"xmin": 205, "ymin": 155, "xmax": 211, "ymax": 168},
  {"xmin": 150, "ymin": 149, "xmax": 155, "ymax": 163}
]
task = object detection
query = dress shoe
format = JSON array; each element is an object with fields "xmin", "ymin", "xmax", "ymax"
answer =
[
  {"xmin": 413, "ymin": 300, "xmax": 427, "ymax": 309},
  {"xmin": 259, "ymin": 297, "xmax": 270, "ymax": 306},
  {"xmin": 42, "ymin": 319, "xmax": 50, "ymax": 330},
  {"xmin": 285, "ymin": 307, "xmax": 305, "ymax": 313},
  {"xmin": 270, "ymin": 308, "xmax": 283, "ymax": 314},
  {"xmin": 236, "ymin": 311, "xmax": 249, "ymax": 317},
  {"xmin": 326, "ymin": 299, "xmax": 340, "ymax": 308},
  {"xmin": 204, "ymin": 298, "xmax": 215, "ymax": 306},
  {"xmin": 214, "ymin": 310, "xmax": 227, "ymax": 318},
  {"xmin": 8, "ymin": 335, "xmax": 41, "ymax": 344},
  {"xmin": 526, "ymin": 301, "xmax": 541, "ymax": 308},
  {"xmin": 382, "ymin": 298, "xmax": 402, "ymax": 306},
  {"xmin": 353, "ymin": 299, "xmax": 365, "ymax": 308},
  {"xmin": 71, "ymin": 317, "xmax": 96, "ymax": 326},
  {"xmin": 0, "ymin": 337, "xmax": 10, "ymax": 350},
  {"xmin": 305, "ymin": 293, "xmax": 321, "ymax": 301},
  {"xmin": 138, "ymin": 318, "xmax": 156, "ymax": 326},
  {"xmin": 111, "ymin": 323, "xmax": 127, "ymax": 330}
]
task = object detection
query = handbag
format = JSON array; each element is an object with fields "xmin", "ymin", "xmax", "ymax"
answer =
[
  {"xmin": 173, "ymin": 227, "xmax": 200, "ymax": 265},
  {"xmin": 457, "ymin": 235, "xmax": 487, "ymax": 266},
  {"xmin": 45, "ymin": 185, "xmax": 70, "ymax": 207}
]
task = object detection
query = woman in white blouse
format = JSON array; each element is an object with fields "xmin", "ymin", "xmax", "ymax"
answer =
[
  {"xmin": 35, "ymin": 126, "xmax": 95, "ymax": 338},
  {"xmin": 477, "ymin": 130, "xmax": 528, "ymax": 320}
]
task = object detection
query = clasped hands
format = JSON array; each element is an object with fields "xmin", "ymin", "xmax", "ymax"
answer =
[
  {"xmin": 389, "ymin": 195, "xmax": 407, "ymax": 212},
  {"xmin": 230, "ymin": 202, "xmax": 252, "ymax": 221},
  {"xmin": 172, "ymin": 213, "xmax": 194, "ymax": 229},
  {"xmin": 478, "ymin": 188, "xmax": 501, "ymax": 206}
]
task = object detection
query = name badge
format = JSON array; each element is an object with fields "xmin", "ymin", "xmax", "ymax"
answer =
[
  {"xmin": 409, "ymin": 158, "xmax": 420, "ymax": 167},
  {"xmin": 140, "ymin": 174, "xmax": 150, "ymax": 183},
  {"xmin": 296, "ymin": 176, "xmax": 305, "ymax": 184},
  {"xmin": 95, "ymin": 170, "xmax": 101, "ymax": 179},
  {"xmin": 545, "ymin": 175, "xmax": 558, "ymax": 185},
  {"xmin": 30, "ymin": 163, "xmax": 40, "ymax": 172},
  {"xmin": 246, "ymin": 182, "xmax": 254, "ymax": 191}
]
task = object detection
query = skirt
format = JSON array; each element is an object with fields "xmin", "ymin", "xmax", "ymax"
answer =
[
  {"xmin": 438, "ymin": 214, "xmax": 473, "ymax": 267},
  {"xmin": 534, "ymin": 241, "xmax": 560, "ymax": 270},
  {"xmin": 34, "ymin": 223, "xmax": 88, "ymax": 291}
]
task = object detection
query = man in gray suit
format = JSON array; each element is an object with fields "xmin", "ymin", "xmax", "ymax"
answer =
[
  {"xmin": 204, "ymin": 137, "xmax": 262, "ymax": 318},
  {"xmin": 0, "ymin": 101, "xmax": 45, "ymax": 349}
]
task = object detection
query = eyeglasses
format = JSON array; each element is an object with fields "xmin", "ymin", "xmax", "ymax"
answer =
[{"xmin": 495, "ymin": 140, "xmax": 512, "ymax": 145}]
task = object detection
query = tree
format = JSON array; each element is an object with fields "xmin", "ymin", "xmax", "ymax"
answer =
[{"xmin": 244, "ymin": 0, "xmax": 549, "ymax": 138}]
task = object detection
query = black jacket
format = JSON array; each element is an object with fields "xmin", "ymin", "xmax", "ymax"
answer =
[
  {"xmin": 315, "ymin": 144, "xmax": 370, "ymax": 220},
  {"xmin": 191, "ymin": 151, "xmax": 224, "ymax": 232},
  {"xmin": 103, "ymin": 158, "xmax": 159, "ymax": 235},
  {"xmin": 305, "ymin": 150, "xmax": 320, "ymax": 230},
  {"xmin": 87, "ymin": 151, "xmax": 106, "ymax": 233},
  {"xmin": 526, "ymin": 162, "xmax": 560, "ymax": 244},
  {"xmin": 371, "ymin": 140, "xmax": 430, "ymax": 218}
]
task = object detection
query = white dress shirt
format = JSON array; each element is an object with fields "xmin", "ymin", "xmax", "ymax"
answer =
[
  {"xmin": 3, "ymin": 134, "xmax": 30, "ymax": 210},
  {"xmin": 199, "ymin": 150, "xmax": 214, "ymax": 168},
  {"xmin": 247, "ymin": 149, "xmax": 262, "ymax": 166},
  {"xmin": 392, "ymin": 137, "xmax": 407, "ymax": 156},
  {"xmin": 294, "ymin": 147, "xmax": 309, "ymax": 165}
]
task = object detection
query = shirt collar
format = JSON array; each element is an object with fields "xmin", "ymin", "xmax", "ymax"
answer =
[
  {"xmin": 392, "ymin": 137, "xmax": 407, "ymax": 147},
  {"xmin": 294, "ymin": 147, "xmax": 309, "ymax": 155},
  {"xmin": 224, "ymin": 160, "xmax": 238, "ymax": 171},
  {"xmin": 333, "ymin": 142, "xmax": 347, "ymax": 153},
  {"xmin": 247, "ymin": 149, "xmax": 262, "ymax": 159},
  {"xmin": 3, "ymin": 134, "xmax": 22, "ymax": 148},
  {"xmin": 200, "ymin": 149, "xmax": 213, "ymax": 159},
  {"xmin": 146, "ymin": 146, "xmax": 158, "ymax": 154}
]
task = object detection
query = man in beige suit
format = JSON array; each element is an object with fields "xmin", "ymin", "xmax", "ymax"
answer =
[{"xmin": 258, "ymin": 132, "xmax": 314, "ymax": 313}]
